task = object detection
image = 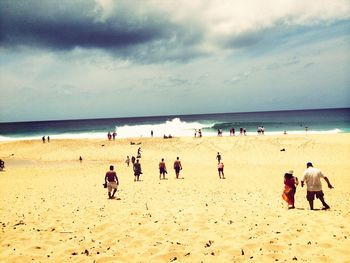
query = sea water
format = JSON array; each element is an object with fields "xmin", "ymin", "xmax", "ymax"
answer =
[{"xmin": 0, "ymin": 108, "xmax": 349, "ymax": 141}]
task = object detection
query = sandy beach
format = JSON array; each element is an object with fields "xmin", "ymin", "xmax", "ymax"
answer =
[{"xmin": 0, "ymin": 134, "xmax": 349, "ymax": 262}]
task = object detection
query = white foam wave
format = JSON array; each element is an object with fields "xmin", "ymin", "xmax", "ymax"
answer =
[{"xmin": 115, "ymin": 118, "xmax": 212, "ymax": 138}]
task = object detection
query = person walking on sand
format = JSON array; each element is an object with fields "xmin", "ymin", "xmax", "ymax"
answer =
[
  {"xmin": 125, "ymin": 156, "xmax": 130, "ymax": 167},
  {"xmin": 137, "ymin": 147, "xmax": 142, "ymax": 158},
  {"xmin": 301, "ymin": 162, "xmax": 333, "ymax": 210},
  {"xmin": 218, "ymin": 162, "xmax": 225, "ymax": 179},
  {"xmin": 133, "ymin": 159, "xmax": 142, "ymax": 182},
  {"xmin": 282, "ymin": 170, "xmax": 298, "ymax": 209},
  {"xmin": 42, "ymin": 136, "xmax": 45, "ymax": 143},
  {"xmin": 173, "ymin": 157, "xmax": 182, "ymax": 179},
  {"xmin": 131, "ymin": 156, "xmax": 136, "ymax": 166},
  {"xmin": 104, "ymin": 165, "xmax": 119, "ymax": 199},
  {"xmin": 159, "ymin": 158, "xmax": 167, "ymax": 180},
  {"xmin": 216, "ymin": 152, "xmax": 221, "ymax": 164}
]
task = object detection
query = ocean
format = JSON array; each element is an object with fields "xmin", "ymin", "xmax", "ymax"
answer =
[{"xmin": 0, "ymin": 108, "xmax": 349, "ymax": 141}]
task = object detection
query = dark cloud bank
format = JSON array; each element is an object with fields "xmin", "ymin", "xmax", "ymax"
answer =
[{"xmin": 0, "ymin": 0, "xmax": 205, "ymax": 62}]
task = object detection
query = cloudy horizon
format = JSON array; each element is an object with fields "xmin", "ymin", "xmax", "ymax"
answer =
[{"xmin": 1, "ymin": 0, "xmax": 349, "ymax": 122}]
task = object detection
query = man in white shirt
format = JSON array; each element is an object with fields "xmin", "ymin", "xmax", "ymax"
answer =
[{"xmin": 301, "ymin": 162, "xmax": 333, "ymax": 210}]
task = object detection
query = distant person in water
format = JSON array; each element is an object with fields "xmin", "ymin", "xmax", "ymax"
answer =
[
  {"xmin": 151, "ymin": 130, "xmax": 154, "ymax": 137},
  {"xmin": 104, "ymin": 165, "xmax": 119, "ymax": 199},
  {"xmin": 133, "ymin": 159, "xmax": 142, "ymax": 181},
  {"xmin": 159, "ymin": 158, "xmax": 167, "ymax": 180},
  {"xmin": 173, "ymin": 157, "xmax": 182, "ymax": 179},
  {"xmin": 301, "ymin": 162, "xmax": 333, "ymax": 210},
  {"xmin": 125, "ymin": 156, "xmax": 130, "ymax": 167},
  {"xmin": 198, "ymin": 129, "xmax": 202, "ymax": 137},
  {"xmin": 216, "ymin": 152, "xmax": 221, "ymax": 164},
  {"xmin": 218, "ymin": 162, "xmax": 225, "ymax": 179},
  {"xmin": 282, "ymin": 170, "xmax": 298, "ymax": 209}
]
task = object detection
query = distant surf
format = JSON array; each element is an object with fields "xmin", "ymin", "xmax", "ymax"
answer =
[{"xmin": 0, "ymin": 108, "xmax": 349, "ymax": 141}]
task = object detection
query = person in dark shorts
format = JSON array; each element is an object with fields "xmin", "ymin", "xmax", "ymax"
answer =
[
  {"xmin": 301, "ymin": 162, "xmax": 333, "ymax": 210},
  {"xmin": 173, "ymin": 157, "xmax": 182, "ymax": 179},
  {"xmin": 218, "ymin": 162, "xmax": 225, "ymax": 179},
  {"xmin": 159, "ymin": 158, "xmax": 167, "ymax": 180},
  {"xmin": 216, "ymin": 152, "xmax": 221, "ymax": 164},
  {"xmin": 104, "ymin": 165, "xmax": 119, "ymax": 199},
  {"xmin": 133, "ymin": 159, "xmax": 142, "ymax": 181}
]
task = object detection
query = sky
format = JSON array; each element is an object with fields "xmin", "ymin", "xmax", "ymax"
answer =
[{"xmin": 0, "ymin": 0, "xmax": 350, "ymax": 122}]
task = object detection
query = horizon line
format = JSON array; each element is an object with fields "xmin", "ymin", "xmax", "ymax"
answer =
[{"xmin": 1, "ymin": 106, "xmax": 349, "ymax": 124}]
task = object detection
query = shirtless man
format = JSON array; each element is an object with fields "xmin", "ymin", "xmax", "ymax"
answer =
[
  {"xmin": 104, "ymin": 165, "xmax": 119, "ymax": 199},
  {"xmin": 173, "ymin": 157, "xmax": 182, "ymax": 179},
  {"xmin": 159, "ymin": 158, "xmax": 167, "ymax": 180}
]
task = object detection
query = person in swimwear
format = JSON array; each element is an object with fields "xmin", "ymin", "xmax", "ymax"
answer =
[
  {"xmin": 104, "ymin": 165, "xmax": 119, "ymax": 199},
  {"xmin": 159, "ymin": 158, "xmax": 167, "ymax": 180},
  {"xmin": 173, "ymin": 157, "xmax": 182, "ymax": 179}
]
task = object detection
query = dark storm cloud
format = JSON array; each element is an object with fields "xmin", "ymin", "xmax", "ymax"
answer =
[{"xmin": 0, "ymin": 0, "xmax": 205, "ymax": 62}]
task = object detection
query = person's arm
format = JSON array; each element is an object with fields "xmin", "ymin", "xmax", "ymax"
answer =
[
  {"xmin": 323, "ymin": 177, "xmax": 333, "ymax": 189},
  {"xmin": 294, "ymin": 177, "xmax": 299, "ymax": 186},
  {"xmin": 105, "ymin": 174, "xmax": 108, "ymax": 183},
  {"xmin": 116, "ymin": 175, "xmax": 119, "ymax": 185}
]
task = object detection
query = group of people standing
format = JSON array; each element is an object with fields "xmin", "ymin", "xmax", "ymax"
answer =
[
  {"xmin": 282, "ymin": 162, "xmax": 333, "ymax": 210},
  {"xmin": 42, "ymin": 136, "xmax": 50, "ymax": 143},
  {"xmin": 107, "ymin": 131, "xmax": 117, "ymax": 140}
]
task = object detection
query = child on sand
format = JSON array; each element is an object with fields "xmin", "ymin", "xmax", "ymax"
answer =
[
  {"xmin": 282, "ymin": 170, "xmax": 298, "ymax": 209},
  {"xmin": 125, "ymin": 156, "xmax": 130, "ymax": 167}
]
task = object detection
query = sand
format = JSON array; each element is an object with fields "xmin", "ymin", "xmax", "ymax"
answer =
[{"xmin": 0, "ymin": 134, "xmax": 350, "ymax": 262}]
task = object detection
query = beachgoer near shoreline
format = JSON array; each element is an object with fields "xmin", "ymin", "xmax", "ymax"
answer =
[
  {"xmin": 0, "ymin": 159, "xmax": 5, "ymax": 171},
  {"xmin": 79, "ymin": 156, "xmax": 83, "ymax": 162},
  {"xmin": 194, "ymin": 129, "xmax": 197, "ymax": 138},
  {"xmin": 104, "ymin": 165, "xmax": 119, "ymax": 199},
  {"xmin": 282, "ymin": 170, "xmax": 298, "ymax": 209},
  {"xmin": 112, "ymin": 132, "xmax": 116, "ymax": 140},
  {"xmin": 133, "ymin": 159, "xmax": 142, "ymax": 181},
  {"xmin": 151, "ymin": 130, "xmax": 154, "ymax": 137},
  {"xmin": 137, "ymin": 147, "xmax": 141, "ymax": 158},
  {"xmin": 125, "ymin": 156, "xmax": 130, "ymax": 167},
  {"xmin": 107, "ymin": 132, "xmax": 112, "ymax": 140},
  {"xmin": 159, "ymin": 158, "xmax": 167, "ymax": 180},
  {"xmin": 174, "ymin": 157, "xmax": 182, "ymax": 179},
  {"xmin": 301, "ymin": 162, "xmax": 333, "ymax": 210},
  {"xmin": 42, "ymin": 136, "xmax": 45, "ymax": 143},
  {"xmin": 218, "ymin": 162, "xmax": 225, "ymax": 179},
  {"xmin": 239, "ymin": 128, "xmax": 243, "ymax": 135},
  {"xmin": 47, "ymin": 136, "xmax": 50, "ymax": 142},
  {"xmin": 198, "ymin": 129, "xmax": 202, "ymax": 137},
  {"xmin": 216, "ymin": 152, "xmax": 221, "ymax": 164}
]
